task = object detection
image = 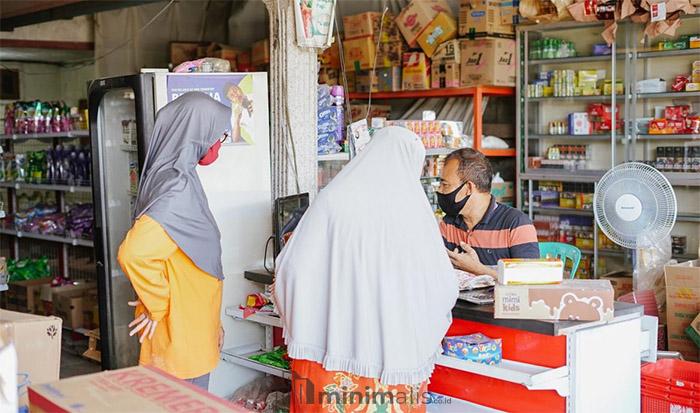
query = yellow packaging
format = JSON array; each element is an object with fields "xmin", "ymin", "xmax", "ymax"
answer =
[
  {"xmin": 686, "ymin": 83, "xmax": 700, "ymax": 92},
  {"xmin": 416, "ymin": 12, "xmax": 458, "ymax": 57},
  {"xmin": 690, "ymin": 35, "xmax": 700, "ymax": 49},
  {"xmin": 691, "ymin": 68, "xmax": 700, "ymax": 83},
  {"xmin": 343, "ymin": 37, "xmax": 377, "ymax": 71},
  {"xmin": 402, "ymin": 52, "xmax": 430, "ymax": 90},
  {"xmin": 603, "ymin": 80, "xmax": 623, "ymax": 95}
]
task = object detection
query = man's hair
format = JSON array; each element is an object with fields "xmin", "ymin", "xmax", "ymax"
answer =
[{"xmin": 445, "ymin": 148, "xmax": 493, "ymax": 193}]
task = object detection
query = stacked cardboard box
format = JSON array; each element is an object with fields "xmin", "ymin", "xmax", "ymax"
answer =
[
  {"xmin": 45, "ymin": 282, "xmax": 97, "ymax": 331},
  {"xmin": 403, "ymin": 52, "xmax": 431, "ymax": 91},
  {"xmin": 251, "ymin": 38, "xmax": 270, "ymax": 68},
  {"xmin": 1, "ymin": 277, "xmax": 52, "ymax": 314},
  {"xmin": 431, "ymin": 39, "xmax": 465, "ymax": 89},
  {"xmin": 665, "ymin": 260, "xmax": 700, "ymax": 361},
  {"xmin": 460, "ymin": 37, "xmax": 516, "ymax": 87},
  {"xmin": 459, "ymin": 0, "xmax": 516, "ymax": 39},
  {"xmin": 343, "ymin": 12, "xmax": 405, "ymax": 74},
  {"xmin": 356, "ymin": 67, "xmax": 402, "ymax": 93}
]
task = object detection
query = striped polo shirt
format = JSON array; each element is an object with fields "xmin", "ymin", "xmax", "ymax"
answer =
[{"xmin": 439, "ymin": 196, "xmax": 540, "ymax": 266}]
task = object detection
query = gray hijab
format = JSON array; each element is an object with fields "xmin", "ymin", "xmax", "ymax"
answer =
[{"xmin": 134, "ymin": 92, "xmax": 230, "ymax": 280}]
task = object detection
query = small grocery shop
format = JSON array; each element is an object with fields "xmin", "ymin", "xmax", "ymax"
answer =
[{"xmin": 0, "ymin": 0, "xmax": 699, "ymax": 412}]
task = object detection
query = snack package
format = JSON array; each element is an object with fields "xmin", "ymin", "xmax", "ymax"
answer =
[
  {"xmin": 497, "ymin": 258, "xmax": 564, "ymax": 285},
  {"xmin": 442, "ymin": 333, "xmax": 502, "ymax": 365}
]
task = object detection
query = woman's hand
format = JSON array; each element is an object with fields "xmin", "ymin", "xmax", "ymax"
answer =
[
  {"xmin": 128, "ymin": 300, "xmax": 158, "ymax": 343},
  {"xmin": 218, "ymin": 326, "xmax": 225, "ymax": 352}
]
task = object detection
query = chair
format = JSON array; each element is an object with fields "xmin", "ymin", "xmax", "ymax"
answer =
[{"xmin": 539, "ymin": 242, "xmax": 582, "ymax": 279}]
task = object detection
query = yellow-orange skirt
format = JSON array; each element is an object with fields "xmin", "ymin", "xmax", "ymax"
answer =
[{"xmin": 290, "ymin": 359, "xmax": 427, "ymax": 413}]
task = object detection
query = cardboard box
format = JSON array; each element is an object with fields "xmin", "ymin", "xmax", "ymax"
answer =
[
  {"xmin": 402, "ymin": 52, "xmax": 431, "ymax": 90},
  {"xmin": 432, "ymin": 39, "xmax": 465, "ymax": 63},
  {"xmin": 206, "ymin": 43, "xmax": 244, "ymax": 71},
  {"xmin": 343, "ymin": 12, "xmax": 401, "ymax": 42},
  {"xmin": 53, "ymin": 294, "xmax": 85, "ymax": 330},
  {"xmin": 600, "ymin": 271, "xmax": 633, "ymax": 299},
  {"xmin": 459, "ymin": 0, "xmax": 515, "ymax": 38},
  {"xmin": 416, "ymin": 12, "xmax": 458, "ymax": 57},
  {"xmin": 431, "ymin": 61, "xmax": 460, "ymax": 88},
  {"xmin": 319, "ymin": 40, "xmax": 340, "ymax": 68},
  {"xmin": 318, "ymin": 67, "xmax": 339, "ymax": 85},
  {"xmin": 494, "ymin": 279, "xmax": 615, "ymax": 321},
  {"xmin": 350, "ymin": 104, "xmax": 392, "ymax": 122},
  {"xmin": 251, "ymin": 38, "xmax": 270, "ymax": 67},
  {"xmin": 460, "ymin": 37, "xmax": 515, "ymax": 87},
  {"xmin": 344, "ymin": 37, "xmax": 377, "ymax": 71},
  {"xmin": 82, "ymin": 328, "xmax": 101, "ymax": 363},
  {"xmin": 377, "ymin": 40, "xmax": 406, "ymax": 67},
  {"xmin": 491, "ymin": 181, "xmax": 514, "ymax": 204},
  {"xmin": 665, "ymin": 260, "xmax": 700, "ymax": 361},
  {"xmin": 29, "ymin": 366, "xmax": 248, "ymax": 413},
  {"xmin": 396, "ymin": 0, "xmax": 453, "ymax": 47},
  {"xmin": 0, "ymin": 310, "xmax": 62, "ymax": 386},
  {"xmin": 169, "ymin": 42, "xmax": 201, "ymax": 66},
  {"xmin": 2, "ymin": 277, "xmax": 52, "ymax": 314},
  {"xmin": 356, "ymin": 67, "xmax": 402, "ymax": 93}
]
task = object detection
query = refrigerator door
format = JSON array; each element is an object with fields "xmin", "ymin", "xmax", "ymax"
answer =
[{"xmin": 88, "ymin": 74, "xmax": 155, "ymax": 370}]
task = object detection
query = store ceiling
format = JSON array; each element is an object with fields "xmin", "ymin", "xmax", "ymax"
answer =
[{"xmin": 0, "ymin": 0, "xmax": 163, "ymax": 31}]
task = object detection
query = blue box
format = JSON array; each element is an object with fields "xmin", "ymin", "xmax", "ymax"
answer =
[{"xmin": 442, "ymin": 333, "xmax": 502, "ymax": 365}]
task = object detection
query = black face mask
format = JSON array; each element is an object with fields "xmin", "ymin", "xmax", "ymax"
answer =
[{"xmin": 437, "ymin": 182, "xmax": 470, "ymax": 217}]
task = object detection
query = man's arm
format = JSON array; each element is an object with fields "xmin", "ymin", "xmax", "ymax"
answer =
[{"xmin": 447, "ymin": 242, "xmax": 498, "ymax": 278}]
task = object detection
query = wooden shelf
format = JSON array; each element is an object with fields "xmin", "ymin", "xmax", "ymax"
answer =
[{"xmin": 348, "ymin": 86, "xmax": 514, "ymax": 100}]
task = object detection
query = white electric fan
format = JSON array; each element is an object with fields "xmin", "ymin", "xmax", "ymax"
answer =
[{"xmin": 594, "ymin": 162, "xmax": 677, "ymax": 286}]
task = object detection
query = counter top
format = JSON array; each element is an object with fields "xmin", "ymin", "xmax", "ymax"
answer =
[{"xmin": 452, "ymin": 299, "xmax": 644, "ymax": 336}]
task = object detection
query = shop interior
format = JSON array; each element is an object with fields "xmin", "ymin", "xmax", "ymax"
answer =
[{"xmin": 1, "ymin": 0, "xmax": 699, "ymax": 412}]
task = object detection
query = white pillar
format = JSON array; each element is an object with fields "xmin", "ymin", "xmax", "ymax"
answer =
[{"xmin": 263, "ymin": 0, "xmax": 318, "ymax": 200}]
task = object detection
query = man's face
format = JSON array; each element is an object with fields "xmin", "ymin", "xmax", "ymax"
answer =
[{"xmin": 438, "ymin": 159, "xmax": 470, "ymax": 202}]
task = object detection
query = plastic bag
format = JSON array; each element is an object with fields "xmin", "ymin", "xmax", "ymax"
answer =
[
  {"xmin": 230, "ymin": 376, "xmax": 290, "ymax": 412},
  {"xmin": 636, "ymin": 233, "xmax": 672, "ymax": 321},
  {"xmin": 520, "ymin": 0, "xmax": 573, "ymax": 22},
  {"xmin": 263, "ymin": 391, "xmax": 290, "ymax": 413},
  {"xmin": 172, "ymin": 58, "xmax": 231, "ymax": 73}
]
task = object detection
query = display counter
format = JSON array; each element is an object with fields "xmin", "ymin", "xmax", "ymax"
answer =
[
  {"xmin": 429, "ymin": 300, "xmax": 655, "ymax": 413},
  {"xmin": 242, "ymin": 269, "xmax": 656, "ymax": 413}
]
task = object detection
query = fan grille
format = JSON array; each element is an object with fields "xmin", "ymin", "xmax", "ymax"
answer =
[{"xmin": 594, "ymin": 162, "xmax": 676, "ymax": 250}]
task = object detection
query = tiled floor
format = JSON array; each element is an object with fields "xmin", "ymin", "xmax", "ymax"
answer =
[{"xmin": 60, "ymin": 351, "xmax": 101, "ymax": 378}]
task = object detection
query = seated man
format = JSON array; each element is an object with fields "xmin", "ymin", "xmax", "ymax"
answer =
[{"xmin": 437, "ymin": 148, "xmax": 539, "ymax": 278}]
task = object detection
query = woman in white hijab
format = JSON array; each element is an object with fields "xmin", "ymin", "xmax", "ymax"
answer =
[{"xmin": 274, "ymin": 126, "xmax": 459, "ymax": 412}]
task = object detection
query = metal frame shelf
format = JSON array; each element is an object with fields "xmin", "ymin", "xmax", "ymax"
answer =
[
  {"xmin": 517, "ymin": 21, "xmax": 700, "ymax": 277},
  {"xmin": 0, "ymin": 130, "xmax": 89, "ymax": 141},
  {"xmin": 0, "ymin": 227, "xmax": 93, "ymax": 247},
  {"xmin": 0, "ymin": 181, "xmax": 91, "ymax": 193},
  {"xmin": 221, "ymin": 344, "xmax": 291, "ymax": 380}
]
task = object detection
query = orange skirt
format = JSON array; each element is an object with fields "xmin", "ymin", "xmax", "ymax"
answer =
[{"xmin": 290, "ymin": 359, "xmax": 427, "ymax": 413}]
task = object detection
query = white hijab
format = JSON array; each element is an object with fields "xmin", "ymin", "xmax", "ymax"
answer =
[{"xmin": 274, "ymin": 126, "xmax": 458, "ymax": 385}]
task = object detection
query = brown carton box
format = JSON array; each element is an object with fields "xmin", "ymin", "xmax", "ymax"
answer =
[
  {"xmin": 343, "ymin": 12, "xmax": 401, "ymax": 42},
  {"xmin": 460, "ymin": 37, "xmax": 515, "ymax": 87},
  {"xmin": 665, "ymin": 260, "xmax": 700, "ymax": 361},
  {"xmin": 416, "ymin": 12, "xmax": 458, "ymax": 57},
  {"xmin": 431, "ymin": 62, "xmax": 461, "ymax": 89},
  {"xmin": 356, "ymin": 66, "xmax": 402, "ymax": 93},
  {"xmin": 1, "ymin": 309, "xmax": 62, "ymax": 407},
  {"xmin": 350, "ymin": 104, "xmax": 392, "ymax": 122},
  {"xmin": 252, "ymin": 38, "xmax": 270, "ymax": 67},
  {"xmin": 459, "ymin": 0, "xmax": 515, "ymax": 38},
  {"xmin": 343, "ymin": 37, "xmax": 377, "ymax": 71},
  {"xmin": 600, "ymin": 271, "xmax": 633, "ymax": 299},
  {"xmin": 29, "ymin": 366, "xmax": 248, "ymax": 412},
  {"xmin": 2, "ymin": 277, "xmax": 52, "ymax": 314},
  {"xmin": 495, "ymin": 279, "xmax": 615, "ymax": 321},
  {"xmin": 319, "ymin": 67, "xmax": 339, "ymax": 86},
  {"xmin": 396, "ymin": 0, "xmax": 453, "ymax": 47},
  {"xmin": 402, "ymin": 52, "xmax": 431, "ymax": 91},
  {"xmin": 319, "ymin": 40, "xmax": 340, "ymax": 68},
  {"xmin": 432, "ymin": 39, "xmax": 465, "ymax": 63},
  {"xmin": 169, "ymin": 42, "xmax": 200, "ymax": 66},
  {"xmin": 53, "ymin": 294, "xmax": 85, "ymax": 330}
]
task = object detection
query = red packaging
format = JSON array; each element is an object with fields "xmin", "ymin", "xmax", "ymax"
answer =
[
  {"xmin": 686, "ymin": 116, "xmax": 700, "ymax": 134},
  {"xmin": 672, "ymin": 75, "xmax": 690, "ymax": 92},
  {"xmin": 587, "ymin": 103, "xmax": 621, "ymax": 133},
  {"xmin": 664, "ymin": 105, "xmax": 690, "ymax": 122},
  {"xmin": 649, "ymin": 118, "xmax": 686, "ymax": 135}
]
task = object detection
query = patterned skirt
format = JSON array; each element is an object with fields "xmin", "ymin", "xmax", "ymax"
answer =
[{"xmin": 289, "ymin": 359, "xmax": 427, "ymax": 413}]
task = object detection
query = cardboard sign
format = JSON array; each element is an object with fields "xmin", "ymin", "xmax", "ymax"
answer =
[{"xmin": 29, "ymin": 366, "xmax": 248, "ymax": 412}]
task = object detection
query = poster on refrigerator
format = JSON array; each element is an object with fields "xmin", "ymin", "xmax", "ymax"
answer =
[{"xmin": 166, "ymin": 74, "xmax": 255, "ymax": 145}]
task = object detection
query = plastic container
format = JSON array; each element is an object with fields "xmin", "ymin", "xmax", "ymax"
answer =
[
  {"xmin": 640, "ymin": 359, "xmax": 700, "ymax": 413},
  {"xmin": 641, "ymin": 359, "xmax": 700, "ymax": 391}
]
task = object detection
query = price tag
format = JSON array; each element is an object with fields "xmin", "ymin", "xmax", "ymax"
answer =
[{"xmin": 650, "ymin": 3, "xmax": 666, "ymax": 22}]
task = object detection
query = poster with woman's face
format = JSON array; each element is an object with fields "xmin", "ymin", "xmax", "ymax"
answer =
[{"xmin": 166, "ymin": 74, "xmax": 255, "ymax": 145}]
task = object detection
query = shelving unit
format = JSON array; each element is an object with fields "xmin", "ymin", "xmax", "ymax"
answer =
[
  {"xmin": 0, "ymin": 130, "xmax": 94, "ymax": 280},
  {"xmin": 517, "ymin": 18, "xmax": 700, "ymax": 276},
  {"xmin": 221, "ymin": 344, "xmax": 291, "ymax": 380},
  {"xmin": 349, "ymin": 86, "xmax": 516, "ymax": 157}
]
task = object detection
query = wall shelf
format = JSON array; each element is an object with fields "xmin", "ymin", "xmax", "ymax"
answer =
[
  {"xmin": 636, "ymin": 134, "xmax": 700, "ymax": 140},
  {"xmin": 221, "ymin": 344, "xmax": 291, "ymax": 380},
  {"xmin": 435, "ymin": 355, "xmax": 570, "ymax": 397},
  {"xmin": 0, "ymin": 227, "xmax": 93, "ymax": 247},
  {"xmin": 520, "ymin": 170, "xmax": 605, "ymax": 183},
  {"xmin": 637, "ymin": 48, "xmax": 700, "ymax": 59},
  {"xmin": 529, "ymin": 54, "xmax": 623, "ymax": 65},
  {"xmin": 0, "ymin": 130, "xmax": 89, "ymax": 141},
  {"xmin": 636, "ymin": 91, "xmax": 700, "ymax": 100},
  {"xmin": 528, "ymin": 95, "xmax": 615, "ymax": 102},
  {"xmin": 318, "ymin": 152, "xmax": 350, "ymax": 162},
  {"xmin": 0, "ymin": 181, "xmax": 91, "ymax": 193},
  {"xmin": 528, "ymin": 134, "xmax": 612, "ymax": 141},
  {"xmin": 225, "ymin": 306, "xmax": 282, "ymax": 328}
]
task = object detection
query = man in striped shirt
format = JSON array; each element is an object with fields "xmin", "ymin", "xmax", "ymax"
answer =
[{"xmin": 437, "ymin": 148, "xmax": 539, "ymax": 278}]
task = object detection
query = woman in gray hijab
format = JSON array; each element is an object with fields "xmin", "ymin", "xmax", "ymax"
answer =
[{"xmin": 117, "ymin": 92, "xmax": 230, "ymax": 390}]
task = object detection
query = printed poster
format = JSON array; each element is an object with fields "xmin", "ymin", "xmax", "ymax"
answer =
[
  {"xmin": 166, "ymin": 74, "xmax": 255, "ymax": 145},
  {"xmin": 294, "ymin": 0, "xmax": 336, "ymax": 48}
]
